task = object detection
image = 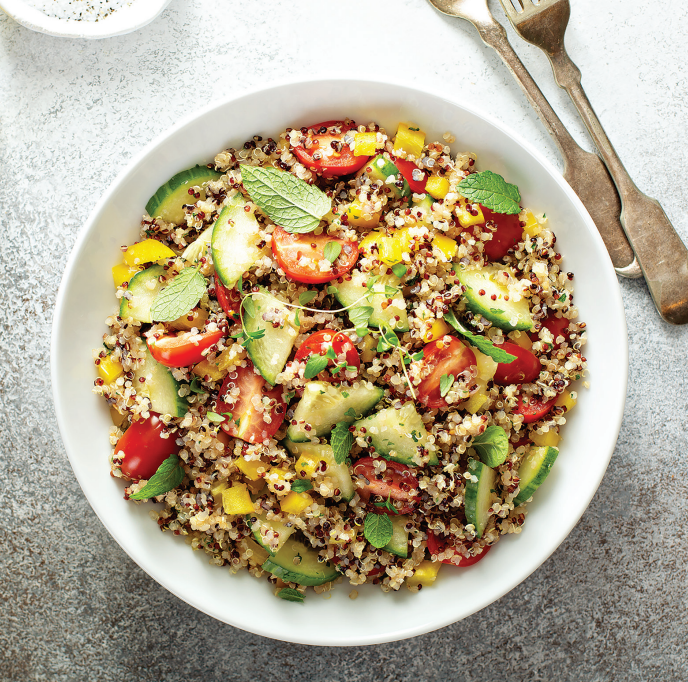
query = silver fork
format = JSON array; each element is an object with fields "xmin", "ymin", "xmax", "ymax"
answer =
[
  {"xmin": 425, "ymin": 0, "xmax": 640, "ymax": 279},
  {"xmin": 499, "ymin": 0, "xmax": 688, "ymax": 325}
]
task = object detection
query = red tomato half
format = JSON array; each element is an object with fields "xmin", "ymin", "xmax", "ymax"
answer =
[
  {"xmin": 215, "ymin": 362, "xmax": 286, "ymax": 444},
  {"xmin": 529, "ymin": 314, "xmax": 571, "ymax": 349},
  {"xmin": 116, "ymin": 413, "xmax": 181, "ymax": 481},
  {"xmin": 493, "ymin": 342, "xmax": 541, "ymax": 386},
  {"xmin": 293, "ymin": 329, "xmax": 360, "ymax": 382},
  {"xmin": 272, "ymin": 226, "xmax": 359, "ymax": 284},
  {"xmin": 215, "ymin": 273, "xmax": 241, "ymax": 321},
  {"xmin": 353, "ymin": 457, "xmax": 420, "ymax": 514},
  {"xmin": 148, "ymin": 329, "xmax": 225, "ymax": 368},
  {"xmin": 427, "ymin": 532, "xmax": 492, "ymax": 566},
  {"xmin": 292, "ymin": 120, "xmax": 370, "ymax": 178},
  {"xmin": 471, "ymin": 207, "xmax": 523, "ymax": 261},
  {"xmin": 416, "ymin": 337, "xmax": 477, "ymax": 409},
  {"xmin": 514, "ymin": 394, "xmax": 557, "ymax": 424},
  {"xmin": 392, "ymin": 156, "xmax": 428, "ymax": 194}
]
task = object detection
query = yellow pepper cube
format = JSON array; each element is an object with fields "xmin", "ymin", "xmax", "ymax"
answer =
[
  {"xmin": 378, "ymin": 236, "xmax": 403, "ymax": 265},
  {"xmin": 423, "ymin": 319, "xmax": 451, "ymax": 344},
  {"xmin": 555, "ymin": 390, "xmax": 577, "ymax": 413},
  {"xmin": 280, "ymin": 491, "xmax": 313, "ymax": 515},
  {"xmin": 426, "ymin": 176, "xmax": 450, "ymax": 199},
  {"xmin": 192, "ymin": 358, "xmax": 227, "ymax": 383},
  {"xmin": 222, "ymin": 483, "xmax": 255, "ymax": 515},
  {"xmin": 530, "ymin": 430, "xmax": 561, "ymax": 448},
  {"xmin": 123, "ymin": 239, "xmax": 176, "ymax": 267},
  {"xmin": 464, "ymin": 390, "xmax": 488, "ymax": 415},
  {"xmin": 473, "ymin": 351, "xmax": 498, "ymax": 382},
  {"xmin": 347, "ymin": 197, "xmax": 382, "ymax": 228},
  {"xmin": 112, "ymin": 263, "xmax": 141, "ymax": 288},
  {"xmin": 236, "ymin": 457, "xmax": 265, "ymax": 482},
  {"xmin": 456, "ymin": 199, "xmax": 485, "ymax": 228},
  {"xmin": 393, "ymin": 123, "xmax": 426, "ymax": 159},
  {"xmin": 522, "ymin": 210, "xmax": 542, "ymax": 238},
  {"xmin": 98, "ymin": 355, "xmax": 123, "ymax": 383},
  {"xmin": 511, "ymin": 331, "xmax": 533, "ymax": 351},
  {"xmin": 395, "ymin": 227, "xmax": 422, "ymax": 255},
  {"xmin": 432, "ymin": 234, "xmax": 458, "ymax": 261},
  {"xmin": 354, "ymin": 132, "xmax": 378, "ymax": 156},
  {"xmin": 210, "ymin": 480, "xmax": 228, "ymax": 504},
  {"xmin": 408, "ymin": 560, "xmax": 441, "ymax": 588},
  {"xmin": 295, "ymin": 454, "xmax": 319, "ymax": 478}
]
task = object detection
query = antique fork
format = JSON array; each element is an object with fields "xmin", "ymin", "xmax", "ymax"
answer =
[
  {"xmin": 499, "ymin": 0, "xmax": 688, "ymax": 324},
  {"xmin": 425, "ymin": 0, "xmax": 640, "ymax": 279}
]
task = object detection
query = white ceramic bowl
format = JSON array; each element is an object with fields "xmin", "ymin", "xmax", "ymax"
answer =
[
  {"xmin": 51, "ymin": 78, "xmax": 628, "ymax": 645},
  {"xmin": 0, "ymin": 0, "xmax": 170, "ymax": 38}
]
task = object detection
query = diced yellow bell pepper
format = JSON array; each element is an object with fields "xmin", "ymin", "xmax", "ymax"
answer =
[
  {"xmin": 473, "ymin": 350, "xmax": 498, "ymax": 382},
  {"xmin": 210, "ymin": 480, "xmax": 228, "ymax": 503},
  {"xmin": 530, "ymin": 430, "xmax": 561, "ymax": 447},
  {"xmin": 192, "ymin": 358, "xmax": 227, "ymax": 382},
  {"xmin": 522, "ymin": 210, "xmax": 541, "ymax": 238},
  {"xmin": 98, "ymin": 355, "xmax": 123, "ymax": 383},
  {"xmin": 236, "ymin": 457, "xmax": 265, "ymax": 482},
  {"xmin": 395, "ymin": 227, "xmax": 423, "ymax": 255},
  {"xmin": 423, "ymin": 319, "xmax": 451, "ymax": 343},
  {"xmin": 464, "ymin": 389, "xmax": 488, "ymax": 415},
  {"xmin": 123, "ymin": 239, "xmax": 176, "ymax": 267},
  {"xmin": 354, "ymin": 132, "xmax": 377, "ymax": 156},
  {"xmin": 407, "ymin": 560, "xmax": 441, "ymax": 588},
  {"xmin": 426, "ymin": 176, "xmax": 450, "ymax": 199},
  {"xmin": 360, "ymin": 334, "xmax": 377, "ymax": 364},
  {"xmin": 511, "ymin": 331, "xmax": 533, "ymax": 351},
  {"xmin": 222, "ymin": 483, "xmax": 255, "ymax": 515},
  {"xmin": 555, "ymin": 390, "xmax": 577, "ymax": 413},
  {"xmin": 112, "ymin": 263, "xmax": 141, "ymax": 288},
  {"xmin": 432, "ymin": 234, "xmax": 458, "ymax": 261},
  {"xmin": 393, "ymin": 123, "xmax": 426, "ymax": 159},
  {"xmin": 240, "ymin": 537, "xmax": 270, "ymax": 566},
  {"xmin": 359, "ymin": 231, "xmax": 403, "ymax": 265},
  {"xmin": 347, "ymin": 197, "xmax": 381, "ymax": 228},
  {"xmin": 295, "ymin": 454, "xmax": 319, "ymax": 478},
  {"xmin": 280, "ymin": 491, "xmax": 313, "ymax": 515},
  {"xmin": 456, "ymin": 198, "xmax": 485, "ymax": 229}
]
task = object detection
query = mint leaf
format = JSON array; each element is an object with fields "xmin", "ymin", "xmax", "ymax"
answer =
[
  {"xmin": 304, "ymin": 354, "xmax": 329, "ymax": 380},
  {"xmin": 323, "ymin": 241, "xmax": 342, "ymax": 263},
  {"xmin": 206, "ymin": 411, "xmax": 225, "ymax": 423},
  {"xmin": 344, "ymin": 407, "xmax": 359, "ymax": 419},
  {"xmin": 364, "ymin": 513, "xmax": 393, "ymax": 548},
  {"xmin": 330, "ymin": 422, "xmax": 354, "ymax": 464},
  {"xmin": 472, "ymin": 425, "xmax": 509, "ymax": 467},
  {"xmin": 348, "ymin": 305, "xmax": 373, "ymax": 329},
  {"xmin": 284, "ymin": 390, "xmax": 295, "ymax": 403},
  {"xmin": 444, "ymin": 309, "xmax": 516, "ymax": 364},
  {"xmin": 391, "ymin": 263, "xmax": 407, "ymax": 278},
  {"xmin": 240, "ymin": 165, "xmax": 331, "ymax": 234},
  {"xmin": 129, "ymin": 454, "xmax": 184, "ymax": 500},
  {"xmin": 242, "ymin": 296, "xmax": 256, "ymax": 318},
  {"xmin": 150, "ymin": 268, "xmax": 206, "ymax": 322},
  {"xmin": 374, "ymin": 494, "xmax": 399, "ymax": 515},
  {"xmin": 277, "ymin": 587, "xmax": 305, "ymax": 603},
  {"xmin": 457, "ymin": 170, "xmax": 521, "ymax": 215},
  {"xmin": 189, "ymin": 377, "xmax": 205, "ymax": 394},
  {"xmin": 377, "ymin": 325, "xmax": 399, "ymax": 352},
  {"xmin": 327, "ymin": 285, "xmax": 339, "ymax": 295},
  {"xmin": 291, "ymin": 479, "xmax": 313, "ymax": 493},
  {"xmin": 299, "ymin": 291, "xmax": 318, "ymax": 306},
  {"xmin": 439, "ymin": 373, "xmax": 454, "ymax": 397}
]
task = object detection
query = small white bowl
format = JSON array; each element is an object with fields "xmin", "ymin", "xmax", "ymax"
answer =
[
  {"xmin": 51, "ymin": 78, "xmax": 628, "ymax": 645},
  {"xmin": 0, "ymin": 0, "xmax": 171, "ymax": 38}
]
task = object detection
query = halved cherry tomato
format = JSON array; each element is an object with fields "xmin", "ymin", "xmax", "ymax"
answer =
[
  {"xmin": 215, "ymin": 273, "xmax": 241, "ymax": 321},
  {"xmin": 293, "ymin": 329, "xmax": 360, "ymax": 382},
  {"xmin": 353, "ymin": 457, "xmax": 420, "ymax": 514},
  {"xmin": 529, "ymin": 314, "xmax": 571, "ymax": 349},
  {"xmin": 493, "ymin": 342, "xmax": 540, "ymax": 385},
  {"xmin": 514, "ymin": 394, "xmax": 557, "ymax": 424},
  {"xmin": 392, "ymin": 156, "xmax": 428, "ymax": 194},
  {"xmin": 416, "ymin": 337, "xmax": 477, "ymax": 409},
  {"xmin": 215, "ymin": 362, "xmax": 286, "ymax": 444},
  {"xmin": 470, "ymin": 207, "xmax": 523, "ymax": 261},
  {"xmin": 148, "ymin": 329, "xmax": 225, "ymax": 368},
  {"xmin": 427, "ymin": 532, "xmax": 492, "ymax": 566},
  {"xmin": 117, "ymin": 413, "xmax": 181, "ymax": 480},
  {"xmin": 271, "ymin": 226, "xmax": 358, "ymax": 284},
  {"xmin": 292, "ymin": 120, "xmax": 370, "ymax": 178}
]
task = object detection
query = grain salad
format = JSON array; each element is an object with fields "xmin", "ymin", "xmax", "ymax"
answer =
[{"xmin": 93, "ymin": 118, "xmax": 586, "ymax": 601}]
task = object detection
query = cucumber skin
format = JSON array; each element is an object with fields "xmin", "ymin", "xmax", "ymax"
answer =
[
  {"xmin": 261, "ymin": 541, "xmax": 339, "ymax": 586},
  {"xmin": 464, "ymin": 458, "xmax": 496, "ymax": 539},
  {"xmin": 362, "ymin": 155, "xmax": 410, "ymax": 200},
  {"xmin": 513, "ymin": 446, "xmax": 559, "ymax": 506},
  {"xmin": 247, "ymin": 514, "xmax": 295, "ymax": 557},
  {"xmin": 119, "ymin": 265, "xmax": 165, "ymax": 323},
  {"xmin": 134, "ymin": 346, "xmax": 188, "ymax": 418},
  {"xmin": 261, "ymin": 560, "xmax": 339, "ymax": 587},
  {"xmin": 384, "ymin": 514, "xmax": 409, "ymax": 558}
]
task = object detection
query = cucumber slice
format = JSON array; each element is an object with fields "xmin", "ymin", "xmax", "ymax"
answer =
[
  {"xmin": 354, "ymin": 402, "xmax": 438, "ymax": 466},
  {"xmin": 334, "ymin": 270, "xmax": 409, "ymax": 332},
  {"xmin": 146, "ymin": 165, "xmax": 222, "ymax": 225},
  {"xmin": 358, "ymin": 154, "xmax": 410, "ymax": 200},
  {"xmin": 384, "ymin": 514, "xmax": 409, "ymax": 558},
  {"xmin": 284, "ymin": 440, "xmax": 354, "ymax": 502},
  {"xmin": 287, "ymin": 381, "xmax": 384, "ymax": 442},
  {"xmin": 211, "ymin": 194, "xmax": 267, "ymax": 288},
  {"xmin": 262, "ymin": 540, "xmax": 339, "ymax": 586},
  {"xmin": 410, "ymin": 192, "xmax": 434, "ymax": 222},
  {"xmin": 246, "ymin": 513, "xmax": 295, "ymax": 556},
  {"xmin": 134, "ymin": 346, "xmax": 188, "ymax": 418},
  {"xmin": 243, "ymin": 291, "xmax": 299, "ymax": 385},
  {"xmin": 181, "ymin": 224, "xmax": 213, "ymax": 264},
  {"xmin": 119, "ymin": 265, "xmax": 165, "ymax": 323},
  {"xmin": 464, "ymin": 458, "xmax": 496, "ymax": 539},
  {"xmin": 513, "ymin": 445, "xmax": 559, "ymax": 506},
  {"xmin": 456, "ymin": 264, "xmax": 534, "ymax": 332}
]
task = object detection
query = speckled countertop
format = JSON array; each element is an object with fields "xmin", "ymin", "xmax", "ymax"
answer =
[{"xmin": 1, "ymin": 0, "xmax": 687, "ymax": 679}]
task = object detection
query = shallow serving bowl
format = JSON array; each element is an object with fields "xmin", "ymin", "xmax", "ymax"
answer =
[{"xmin": 51, "ymin": 78, "xmax": 628, "ymax": 645}]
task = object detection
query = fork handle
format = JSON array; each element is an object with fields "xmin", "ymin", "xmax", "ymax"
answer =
[
  {"xmin": 549, "ymin": 51, "xmax": 688, "ymax": 324},
  {"xmin": 474, "ymin": 22, "xmax": 639, "ymax": 276}
]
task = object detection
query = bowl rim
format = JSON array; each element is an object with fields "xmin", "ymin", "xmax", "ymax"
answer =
[
  {"xmin": 0, "ymin": 0, "xmax": 171, "ymax": 38},
  {"xmin": 51, "ymin": 76, "xmax": 628, "ymax": 645}
]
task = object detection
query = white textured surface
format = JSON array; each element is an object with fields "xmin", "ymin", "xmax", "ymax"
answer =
[{"xmin": 1, "ymin": 0, "xmax": 687, "ymax": 678}]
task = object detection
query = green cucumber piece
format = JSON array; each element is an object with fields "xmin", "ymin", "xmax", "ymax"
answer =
[
  {"xmin": 287, "ymin": 381, "xmax": 383, "ymax": 442},
  {"xmin": 456, "ymin": 264, "xmax": 533, "ymax": 331},
  {"xmin": 409, "ymin": 192, "xmax": 434, "ymax": 222},
  {"xmin": 146, "ymin": 165, "xmax": 222, "ymax": 225},
  {"xmin": 464, "ymin": 458, "xmax": 496, "ymax": 539},
  {"xmin": 354, "ymin": 402, "xmax": 438, "ymax": 466},
  {"xmin": 119, "ymin": 265, "xmax": 165, "ymax": 323},
  {"xmin": 243, "ymin": 291, "xmax": 299, "ymax": 385},
  {"xmin": 181, "ymin": 224, "xmax": 213, "ymax": 264},
  {"xmin": 513, "ymin": 445, "xmax": 559, "ymax": 506},
  {"xmin": 262, "ymin": 540, "xmax": 339, "ymax": 586},
  {"xmin": 358, "ymin": 154, "xmax": 410, "ymax": 200},
  {"xmin": 334, "ymin": 270, "xmax": 409, "ymax": 332},
  {"xmin": 384, "ymin": 514, "xmax": 409, "ymax": 558},
  {"xmin": 134, "ymin": 346, "xmax": 188, "ymax": 418},
  {"xmin": 246, "ymin": 513, "xmax": 295, "ymax": 556},
  {"xmin": 211, "ymin": 194, "xmax": 267, "ymax": 288},
  {"xmin": 284, "ymin": 440, "xmax": 354, "ymax": 502}
]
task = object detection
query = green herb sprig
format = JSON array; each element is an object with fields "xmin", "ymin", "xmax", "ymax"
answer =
[
  {"xmin": 457, "ymin": 170, "xmax": 521, "ymax": 215},
  {"xmin": 129, "ymin": 454, "xmax": 184, "ymax": 500}
]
